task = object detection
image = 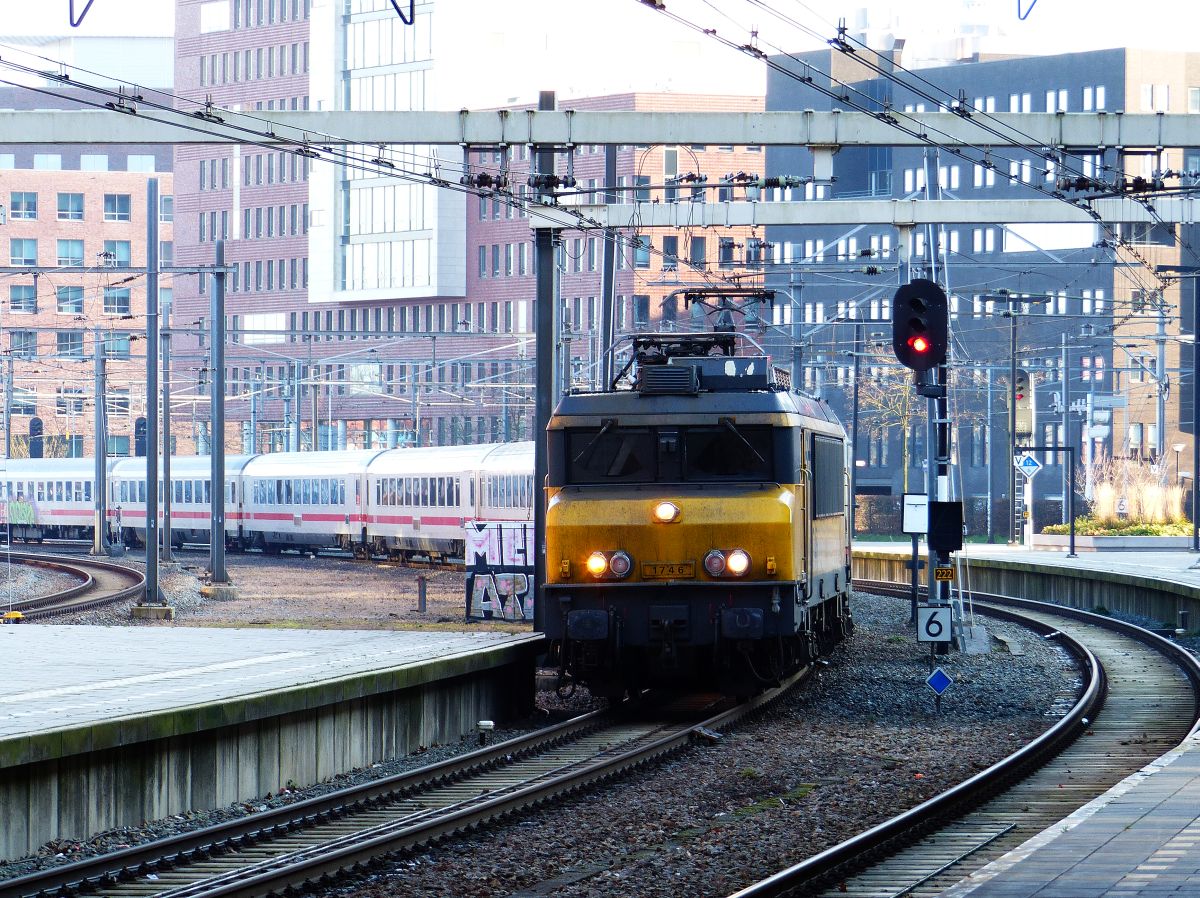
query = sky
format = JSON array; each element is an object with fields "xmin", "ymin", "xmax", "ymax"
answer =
[{"xmin": 3, "ymin": 0, "xmax": 1196, "ymax": 106}]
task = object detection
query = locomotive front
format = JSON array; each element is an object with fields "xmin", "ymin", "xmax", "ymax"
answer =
[{"xmin": 543, "ymin": 334, "xmax": 852, "ymax": 697}]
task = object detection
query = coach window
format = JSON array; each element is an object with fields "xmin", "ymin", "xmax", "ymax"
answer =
[
  {"xmin": 186, "ymin": 481, "xmax": 194, "ymax": 503},
  {"xmin": 84, "ymin": 482, "xmax": 92, "ymax": 502},
  {"xmin": 139, "ymin": 481, "xmax": 146, "ymax": 502}
]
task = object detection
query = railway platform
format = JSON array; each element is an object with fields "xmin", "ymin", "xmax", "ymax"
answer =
[
  {"xmin": 856, "ymin": 541, "xmax": 1200, "ymax": 896},
  {"xmin": 942, "ymin": 729, "xmax": 1200, "ymax": 897},
  {"xmin": 0, "ymin": 625, "xmax": 541, "ymax": 861}
]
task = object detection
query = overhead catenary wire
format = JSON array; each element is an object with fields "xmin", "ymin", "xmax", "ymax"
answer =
[{"xmin": 634, "ymin": 0, "xmax": 1183, "ymax": 301}]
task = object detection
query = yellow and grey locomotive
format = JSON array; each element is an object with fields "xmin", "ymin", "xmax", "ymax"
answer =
[{"xmin": 543, "ymin": 331, "xmax": 852, "ymax": 696}]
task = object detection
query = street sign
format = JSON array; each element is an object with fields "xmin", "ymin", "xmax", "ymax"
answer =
[
  {"xmin": 902, "ymin": 493, "xmax": 929, "ymax": 535},
  {"xmin": 917, "ymin": 605, "xmax": 953, "ymax": 643},
  {"xmin": 926, "ymin": 667, "xmax": 953, "ymax": 695},
  {"xmin": 934, "ymin": 566, "xmax": 954, "ymax": 582},
  {"xmin": 1014, "ymin": 453, "xmax": 1043, "ymax": 479}
]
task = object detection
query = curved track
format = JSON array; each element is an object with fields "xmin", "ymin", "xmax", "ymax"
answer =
[
  {"xmin": 731, "ymin": 583, "xmax": 1200, "ymax": 898},
  {"xmin": 0, "ymin": 552, "xmax": 144, "ymax": 620}
]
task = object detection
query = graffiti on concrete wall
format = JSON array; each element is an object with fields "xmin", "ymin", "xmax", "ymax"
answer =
[{"xmin": 464, "ymin": 521, "xmax": 535, "ymax": 622}]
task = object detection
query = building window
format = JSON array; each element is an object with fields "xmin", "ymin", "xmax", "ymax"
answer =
[
  {"xmin": 103, "ymin": 194, "xmax": 132, "ymax": 221},
  {"xmin": 105, "ymin": 332, "xmax": 131, "ymax": 358},
  {"xmin": 689, "ymin": 236, "xmax": 706, "ymax": 267},
  {"xmin": 56, "ymin": 388, "xmax": 85, "ymax": 416},
  {"xmin": 10, "ymin": 388, "xmax": 36, "ymax": 415},
  {"xmin": 10, "ymin": 238, "xmax": 36, "ymax": 266},
  {"xmin": 103, "ymin": 240, "xmax": 131, "ymax": 266},
  {"xmin": 57, "ymin": 286, "xmax": 84, "ymax": 313},
  {"xmin": 33, "ymin": 154, "xmax": 62, "ymax": 170},
  {"xmin": 57, "ymin": 239, "xmax": 84, "ymax": 267},
  {"xmin": 9, "ymin": 284, "xmax": 36, "ymax": 313},
  {"xmin": 633, "ymin": 235, "xmax": 651, "ymax": 269},
  {"xmin": 160, "ymin": 195, "xmax": 174, "ymax": 221},
  {"xmin": 56, "ymin": 331, "xmax": 85, "ymax": 358},
  {"xmin": 80, "ymin": 154, "xmax": 108, "ymax": 171},
  {"xmin": 633, "ymin": 294, "xmax": 650, "ymax": 328},
  {"xmin": 104, "ymin": 287, "xmax": 131, "ymax": 314},
  {"xmin": 10, "ymin": 331, "xmax": 36, "ymax": 358},
  {"xmin": 718, "ymin": 237, "xmax": 736, "ymax": 269},
  {"xmin": 58, "ymin": 192, "xmax": 84, "ymax": 220},
  {"xmin": 10, "ymin": 191, "xmax": 37, "ymax": 219}
]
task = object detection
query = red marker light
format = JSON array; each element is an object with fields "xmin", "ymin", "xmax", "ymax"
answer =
[{"xmin": 908, "ymin": 335, "xmax": 930, "ymax": 353}]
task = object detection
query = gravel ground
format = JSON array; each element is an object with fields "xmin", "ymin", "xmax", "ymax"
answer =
[
  {"xmin": 1, "ymin": 591, "xmax": 1077, "ymax": 894},
  {"xmin": 0, "ymin": 561, "xmax": 83, "ymax": 612},
  {"xmin": 39, "ymin": 550, "xmax": 515, "ymax": 632}
]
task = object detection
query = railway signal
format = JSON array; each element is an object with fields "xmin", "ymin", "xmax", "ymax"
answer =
[
  {"xmin": 1013, "ymin": 369, "xmax": 1033, "ymax": 437},
  {"xmin": 891, "ymin": 279, "xmax": 949, "ymax": 371}
]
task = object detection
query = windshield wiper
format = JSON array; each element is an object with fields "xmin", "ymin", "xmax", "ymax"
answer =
[
  {"xmin": 720, "ymin": 417, "xmax": 766, "ymax": 465},
  {"xmin": 573, "ymin": 418, "xmax": 616, "ymax": 466}
]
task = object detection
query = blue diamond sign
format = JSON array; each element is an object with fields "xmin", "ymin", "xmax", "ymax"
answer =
[
  {"xmin": 1014, "ymin": 453, "xmax": 1043, "ymax": 479},
  {"xmin": 926, "ymin": 667, "xmax": 953, "ymax": 696}
]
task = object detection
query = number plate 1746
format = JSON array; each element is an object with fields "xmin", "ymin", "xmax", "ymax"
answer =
[{"xmin": 642, "ymin": 562, "xmax": 695, "ymax": 579}]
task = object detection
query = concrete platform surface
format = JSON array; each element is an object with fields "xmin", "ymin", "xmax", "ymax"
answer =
[
  {"xmin": 0, "ymin": 625, "xmax": 535, "ymax": 740},
  {"xmin": 858, "ymin": 540, "xmax": 1200, "ymax": 591},
  {"xmin": 942, "ymin": 732, "xmax": 1200, "ymax": 897}
]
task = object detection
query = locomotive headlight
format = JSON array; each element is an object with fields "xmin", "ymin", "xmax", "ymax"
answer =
[
  {"xmin": 653, "ymin": 501, "xmax": 681, "ymax": 523},
  {"xmin": 726, "ymin": 549, "xmax": 751, "ymax": 576},
  {"xmin": 703, "ymin": 550, "xmax": 727, "ymax": 576},
  {"xmin": 608, "ymin": 551, "xmax": 632, "ymax": 578},
  {"xmin": 586, "ymin": 552, "xmax": 609, "ymax": 577}
]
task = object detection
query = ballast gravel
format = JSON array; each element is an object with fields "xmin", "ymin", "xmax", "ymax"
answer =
[
  {"xmin": 323, "ymin": 591, "xmax": 1077, "ymax": 898},
  {"xmin": 0, "ymin": 591, "xmax": 1077, "ymax": 896}
]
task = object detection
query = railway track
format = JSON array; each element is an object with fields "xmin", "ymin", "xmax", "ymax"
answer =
[
  {"xmin": 0, "ymin": 668, "xmax": 811, "ymax": 898},
  {"xmin": 0, "ymin": 552, "xmax": 145, "ymax": 620},
  {"xmin": 732, "ymin": 582, "xmax": 1200, "ymax": 898}
]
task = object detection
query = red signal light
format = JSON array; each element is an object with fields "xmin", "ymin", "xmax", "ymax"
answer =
[{"xmin": 908, "ymin": 335, "xmax": 930, "ymax": 353}]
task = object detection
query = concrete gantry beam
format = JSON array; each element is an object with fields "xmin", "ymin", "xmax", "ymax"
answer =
[
  {"xmin": 4, "ymin": 109, "xmax": 1200, "ymax": 147},
  {"xmin": 529, "ymin": 196, "xmax": 1198, "ymax": 228}
]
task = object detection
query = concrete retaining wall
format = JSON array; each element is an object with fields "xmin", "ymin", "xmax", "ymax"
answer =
[
  {"xmin": 0, "ymin": 637, "xmax": 541, "ymax": 862},
  {"xmin": 854, "ymin": 550, "xmax": 1200, "ymax": 628}
]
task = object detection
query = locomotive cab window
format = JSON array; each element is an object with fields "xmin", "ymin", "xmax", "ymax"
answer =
[{"xmin": 564, "ymin": 423, "xmax": 776, "ymax": 484}]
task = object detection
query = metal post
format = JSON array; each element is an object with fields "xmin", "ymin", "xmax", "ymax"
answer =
[
  {"xmin": 533, "ymin": 89, "xmax": 557, "ymax": 635},
  {"xmin": 790, "ymin": 276, "xmax": 803, "ymax": 393},
  {"xmin": 1061, "ymin": 333, "xmax": 1070, "ymax": 526},
  {"xmin": 1008, "ymin": 311, "xmax": 1018, "ymax": 543},
  {"xmin": 249, "ymin": 374, "xmax": 259, "ymax": 454},
  {"xmin": 311, "ymin": 357, "xmax": 319, "ymax": 449},
  {"xmin": 599, "ymin": 144, "xmax": 617, "ymax": 389},
  {"xmin": 161, "ymin": 314, "xmax": 173, "ymax": 562},
  {"xmin": 291, "ymin": 360, "xmax": 302, "ymax": 452},
  {"xmin": 1067, "ymin": 446, "xmax": 1076, "ymax": 557},
  {"xmin": 1193, "ymin": 328, "xmax": 1199, "ymax": 551},
  {"xmin": 144, "ymin": 178, "xmax": 161, "ymax": 604},
  {"xmin": 1157, "ymin": 299, "xmax": 1167, "ymax": 461},
  {"xmin": 3, "ymin": 355, "xmax": 11, "ymax": 458},
  {"xmin": 986, "ymin": 366, "xmax": 994, "ymax": 542},
  {"xmin": 92, "ymin": 328, "xmax": 108, "ymax": 555},
  {"xmin": 850, "ymin": 322, "xmax": 862, "ymax": 533},
  {"xmin": 925, "ymin": 368, "xmax": 937, "ymax": 605},
  {"xmin": 210, "ymin": 240, "xmax": 228, "ymax": 584},
  {"xmin": 411, "ymin": 370, "xmax": 420, "ymax": 447}
]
